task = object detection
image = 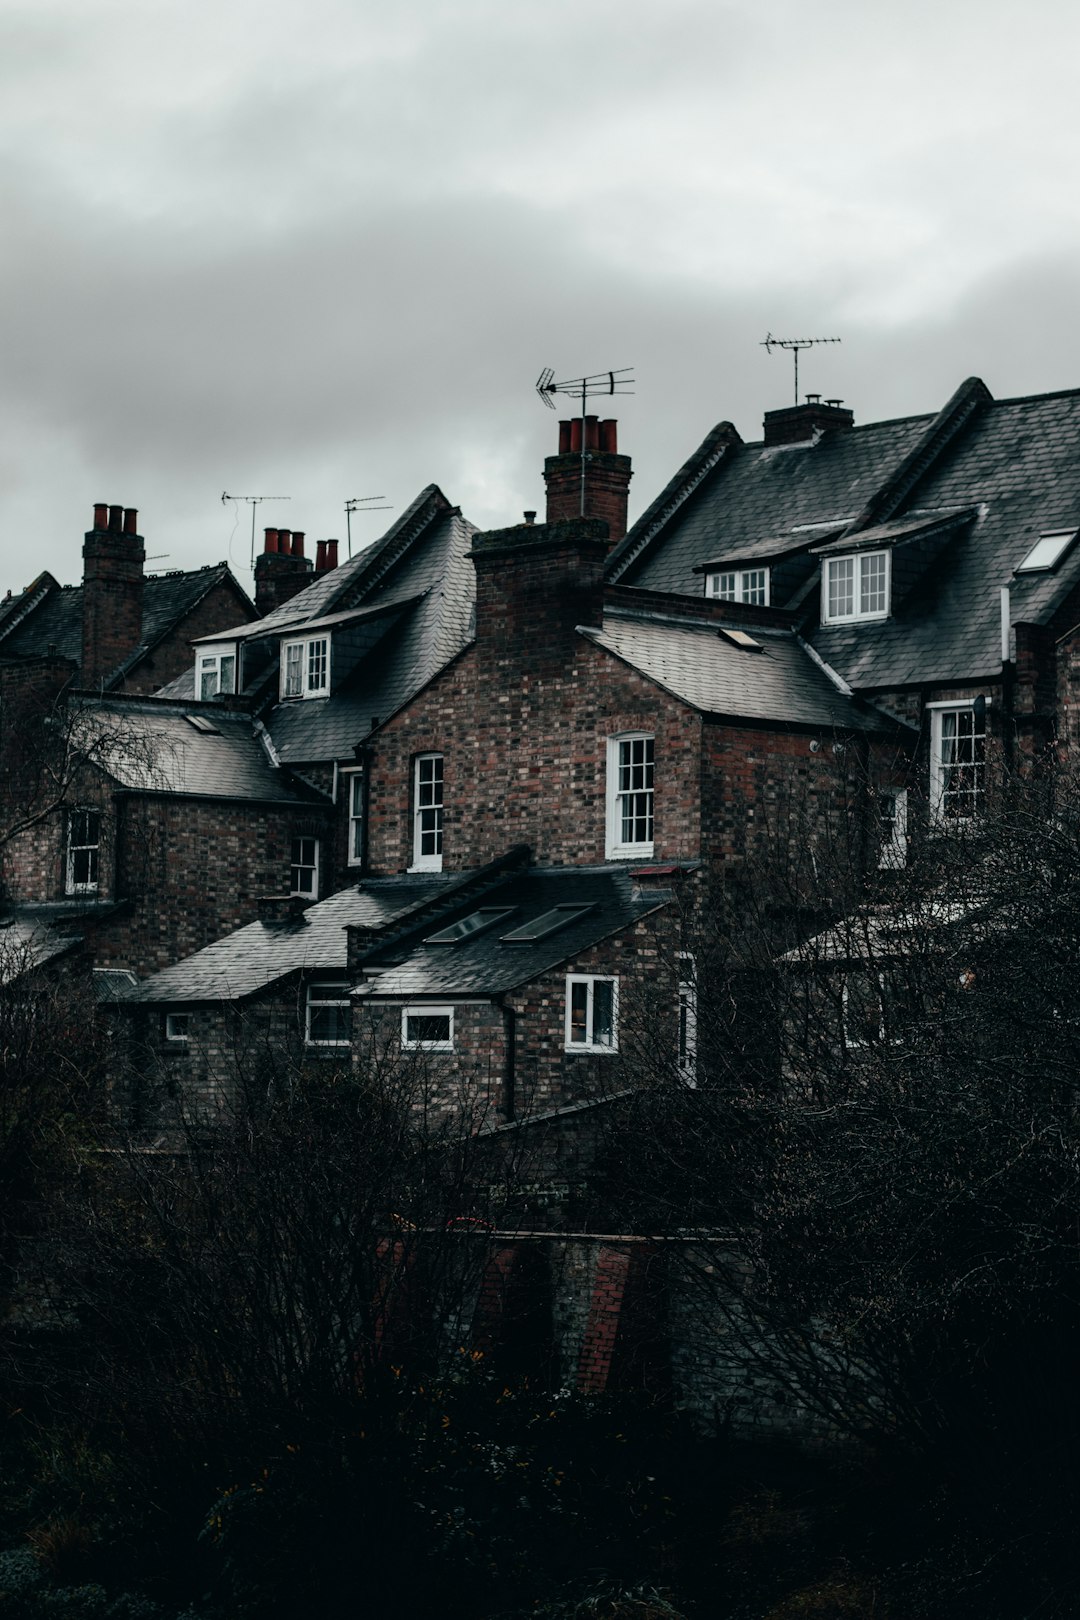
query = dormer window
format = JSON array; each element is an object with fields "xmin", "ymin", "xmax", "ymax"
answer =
[
  {"xmin": 281, "ymin": 635, "xmax": 330, "ymax": 699},
  {"xmin": 197, "ymin": 645, "xmax": 236, "ymax": 700},
  {"xmin": 822, "ymin": 551, "xmax": 890, "ymax": 624},
  {"xmin": 706, "ymin": 567, "xmax": 769, "ymax": 606}
]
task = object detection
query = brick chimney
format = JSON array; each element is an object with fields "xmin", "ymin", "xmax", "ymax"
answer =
[
  {"xmin": 543, "ymin": 417, "xmax": 632, "ymax": 544},
  {"xmin": 763, "ymin": 396, "xmax": 854, "ymax": 447},
  {"xmin": 254, "ymin": 525, "xmax": 313, "ymax": 616},
  {"xmin": 81, "ymin": 504, "xmax": 145, "ymax": 687},
  {"xmin": 471, "ymin": 516, "xmax": 608, "ymax": 665}
]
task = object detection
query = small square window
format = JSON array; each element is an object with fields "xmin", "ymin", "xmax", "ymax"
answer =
[
  {"xmin": 401, "ymin": 1006, "xmax": 454, "ymax": 1050},
  {"xmin": 565, "ymin": 975, "xmax": 618, "ymax": 1053},
  {"xmin": 306, "ymin": 982, "xmax": 350, "ymax": 1046},
  {"xmin": 164, "ymin": 1012, "xmax": 191, "ymax": 1044},
  {"xmin": 822, "ymin": 551, "xmax": 890, "ymax": 624}
]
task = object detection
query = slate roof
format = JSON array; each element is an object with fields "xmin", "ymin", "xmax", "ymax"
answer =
[
  {"xmin": 0, "ymin": 565, "xmax": 254, "ymax": 688},
  {"xmin": 357, "ymin": 865, "xmax": 673, "ymax": 1000},
  {"xmin": 610, "ymin": 414, "xmax": 932, "ymax": 595},
  {"xmin": 811, "ymin": 390, "xmax": 1080, "ymax": 688},
  {"xmin": 266, "ymin": 506, "xmax": 477, "ymax": 764},
  {"xmin": 135, "ymin": 877, "xmax": 454, "ymax": 1003},
  {"xmin": 611, "ymin": 379, "xmax": 1080, "ymax": 694},
  {"xmin": 73, "ymin": 697, "xmax": 325, "ymax": 804},
  {"xmin": 580, "ymin": 610, "xmax": 894, "ymax": 733},
  {"xmin": 0, "ymin": 904, "xmax": 88, "ymax": 981}
]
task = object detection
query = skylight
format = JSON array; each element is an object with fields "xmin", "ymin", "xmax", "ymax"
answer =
[
  {"xmin": 718, "ymin": 628, "xmax": 763, "ymax": 651},
  {"xmin": 500, "ymin": 904, "xmax": 594, "ymax": 943},
  {"xmin": 184, "ymin": 714, "xmax": 221, "ymax": 735},
  {"xmin": 425, "ymin": 908, "xmax": 516, "ymax": 944},
  {"xmin": 1017, "ymin": 530, "xmax": 1077, "ymax": 573}
]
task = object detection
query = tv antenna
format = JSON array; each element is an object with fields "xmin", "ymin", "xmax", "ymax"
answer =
[
  {"xmin": 535, "ymin": 366, "xmax": 634, "ymax": 516},
  {"xmin": 221, "ymin": 492, "xmax": 292, "ymax": 568},
  {"xmin": 345, "ymin": 496, "xmax": 393, "ymax": 558},
  {"xmin": 760, "ymin": 334, "xmax": 841, "ymax": 405}
]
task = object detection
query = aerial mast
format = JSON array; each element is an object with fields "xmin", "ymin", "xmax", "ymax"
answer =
[{"xmin": 535, "ymin": 366, "xmax": 635, "ymax": 516}]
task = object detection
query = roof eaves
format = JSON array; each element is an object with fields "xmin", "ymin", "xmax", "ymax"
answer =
[{"xmin": 606, "ymin": 422, "xmax": 743, "ymax": 582}]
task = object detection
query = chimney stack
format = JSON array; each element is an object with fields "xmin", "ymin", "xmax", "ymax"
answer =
[
  {"xmin": 543, "ymin": 417, "xmax": 632, "ymax": 545},
  {"xmin": 471, "ymin": 515, "xmax": 608, "ymax": 667},
  {"xmin": 763, "ymin": 398, "xmax": 854, "ymax": 447},
  {"xmin": 254, "ymin": 522, "xmax": 313, "ymax": 615},
  {"xmin": 82, "ymin": 501, "xmax": 146, "ymax": 687}
]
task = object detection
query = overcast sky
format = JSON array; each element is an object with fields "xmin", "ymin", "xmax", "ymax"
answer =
[{"xmin": 3, "ymin": 0, "xmax": 1080, "ymax": 599}]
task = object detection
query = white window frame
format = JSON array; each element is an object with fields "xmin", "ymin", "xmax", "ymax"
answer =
[
  {"xmin": 677, "ymin": 952, "xmax": 698, "ymax": 1086},
  {"xmin": 821, "ymin": 550, "xmax": 891, "ymax": 624},
  {"xmin": 66, "ymin": 807, "xmax": 101, "ymax": 895},
  {"xmin": 878, "ymin": 788, "xmax": 908, "ymax": 869},
  {"xmin": 705, "ymin": 567, "xmax": 770, "ymax": 606},
  {"xmin": 344, "ymin": 770, "xmax": 365, "ymax": 868},
  {"xmin": 305, "ymin": 981, "xmax": 351, "ymax": 1047},
  {"xmin": 289, "ymin": 835, "xmax": 320, "ymax": 898},
  {"xmin": 565, "ymin": 975, "xmax": 619, "ymax": 1054},
  {"xmin": 929, "ymin": 700, "xmax": 989, "ymax": 825},
  {"xmin": 164, "ymin": 1012, "xmax": 191, "ymax": 1045},
  {"xmin": 605, "ymin": 734, "xmax": 654, "ymax": 860},
  {"xmin": 411, "ymin": 753, "xmax": 444, "ymax": 872},
  {"xmin": 280, "ymin": 635, "xmax": 330, "ymax": 699},
  {"xmin": 197, "ymin": 644, "xmax": 237, "ymax": 701},
  {"xmin": 401, "ymin": 1004, "xmax": 454, "ymax": 1051},
  {"xmin": 841, "ymin": 972, "xmax": 887, "ymax": 1050}
]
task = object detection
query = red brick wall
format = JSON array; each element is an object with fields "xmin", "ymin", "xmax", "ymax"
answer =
[{"xmin": 116, "ymin": 577, "xmax": 256, "ymax": 696}]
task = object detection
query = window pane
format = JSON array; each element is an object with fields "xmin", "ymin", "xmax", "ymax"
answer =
[
  {"xmin": 860, "ymin": 552, "xmax": 888, "ymax": 615},
  {"xmin": 827, "ymin": 557, "xmax": 855, "ymax": 618},
  {"xmin": 711, "ymin": 572, "xmax": 737, "ymax": 600},
  {"xmin": 219, "ymin": 655, "xmax": 235, "ymax": 693},
  {"xmin": 284, "ymin": 645, "xmax": 303, "ymax": 696},
  {"xmin": 939, "ymin": 708, "xmax": 986, "ymax": 819},
  {"xmin": 307, "ymin": 639, "xmax": 328, "ymax": 691},
  {"xmin": 199, "ymin": 663, "xmax": 217, "ymax": 701},
  {"xmin": 742, "ymin": 569, "xmax": 767, "ymax": 606},
  {"xmin": 405, "ymin": 1013, "xmax": 451, "ymax": 1045},
  {"xmin": 570, "ymin": 981, "xmax": 588, "ymax": 1044},
  {"xmin": 592, "ymin": 979, "xmax": 614, "ymax": 1047}
]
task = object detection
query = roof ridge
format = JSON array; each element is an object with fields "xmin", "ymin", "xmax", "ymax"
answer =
[
  {"xmin": 606, "ymin": 421, "xmax": 742, "ymax": 582},
  {"xmin": 842, "ymin": 376, "xmax": 992, "ymax": 535}
]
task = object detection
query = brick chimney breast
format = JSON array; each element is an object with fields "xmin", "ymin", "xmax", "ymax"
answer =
[
  {"xmin": 471, "ymin": 516, "xmax": 609, "ymax": 662},
  {"xmin": 253, "ymin": 524, "xmax": 314, "ymax": 615},
  {"xmin": 763, "ymin": 400, "xmax": 855, "ymax": 447},
  {"xmin": 82, "ymin": 502, "xmax": 146, "ymax": 687},
  {"xmin": 544, "ymin": 417, "xmax": 632, "ymax": 544}
]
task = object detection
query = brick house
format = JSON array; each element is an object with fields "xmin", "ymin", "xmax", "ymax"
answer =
[{"xmin": 609, "ymin": 378, "xmax": 1080, "ymax": 855}]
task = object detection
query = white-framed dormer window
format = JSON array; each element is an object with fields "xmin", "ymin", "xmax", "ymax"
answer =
[
  {"xmin": 197, "ymin": 645, "xmax": 236, "ymax": 701},
  {"xmin": 306, "ymin": 981, "xmax": 350, "ymax": 1046},
  {"xmin": 344, "ymin": 771, "xmax": 364, "ymax": 868},
  {"xmin": 822, "ymin": 551, "xmax": 890, "ymax": 624},
  {"xmin": 281, "ymin": 635, "xmax": 330, "ymax": 699},
  {"xmin": 66, "ymin": 807, "xmax": 101, "ymax": 894},
  {"xmin": 402, "ymin": 1005, "xmax": 454, "ymax": 1050},
  {"xmin": 878, "ymin": 789, "xmax": 908, "ymax": 869},
  {"xmin": 565, "ymin": 975, "xmax": 619, "ymax": 1053},
  {"xmin": 929, "ymin": 701, "xmax": 988, "ymax": 824},
  {"xmin": 290, "ymin": 836, "xmax": 320, "ymax": 897},
  {"xmin": 606, "ymin": 734, "xmax": 654, "ymax": 859},
  {"xmin": 705, "ymin": 567, "xmax": 769, "ymax": 606},
  {"xmin": 412, "ymin": 754, "xmax": 443, "ymax": 871}
]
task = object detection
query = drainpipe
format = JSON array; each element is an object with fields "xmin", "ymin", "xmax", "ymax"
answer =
[
  {"xmin": 1000, "ymin": 585, "xmax": 1015, "ymax": 770},
  {"xmin": 499, "ymin": 997, "xmax": 516, "ymax": 1122}
]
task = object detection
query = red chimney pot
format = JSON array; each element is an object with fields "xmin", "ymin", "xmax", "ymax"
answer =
[
  {"xmin": 93, "ymin": 503, "xmax": 108, "ymax": 531},
  {"xmin": 558, "ymin": 420, "xmax": 572, "ymax": 454},
  {"xmin": 264, "ymin": 527, "xmax": 279, "ymax": 554},
  {"xmin": 600, "ymin": 419, "xmax": 618, "ymax": 453},
  {"xmin": 569, "ymin": 419, "xmax": 582, "ymax": 454},
  {"xmin": 584, "ymin": 415, "xmax": 600, "ymax": 452},
  {"xmin": 291, "ymin": 530, "xmax": 305, "ymax": 558},
  {"xmin": 325, "ymin": 539, "xmax": 339, "ymax": 571},
  {"xmin": 278, "ymin": 529, "xmax": 292, "ymax": 556},
  {"xmin": 108, "ymin": 505, "xmax": 123, "ymax": 532},
  {"xmin": 123, "ymin": 507, "xmax": 138, "ymax": 535},
  {"xmin": 315, "ymin": 540, "xmax": 327, "ymax": 571}
]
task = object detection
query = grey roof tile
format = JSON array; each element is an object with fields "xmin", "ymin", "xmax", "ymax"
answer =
[
  {"xmin": 358, "ymin": 866, "xmax": 671, "ymax": 1000},
  {"xmin": 582, "ymin": 611, "xmax": 892, "ymax": 732},
  {"xmin": 136, "ymin": 877, "xmax": 454, "ymax": 1003}
]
